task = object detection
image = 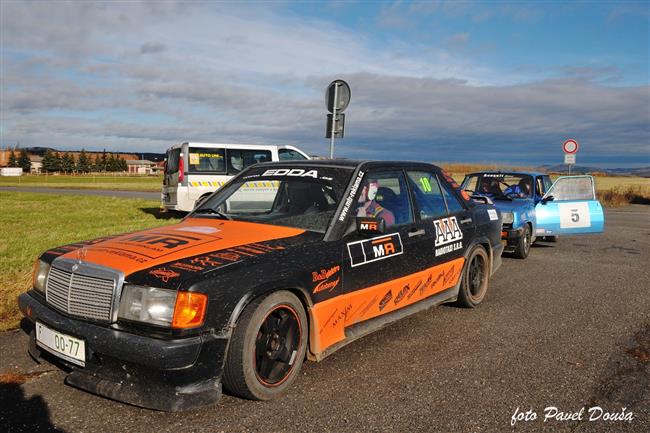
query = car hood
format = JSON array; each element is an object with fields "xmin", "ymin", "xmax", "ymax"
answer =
[
  {"xmin": 42, "ymin": 218, "xmax": 306, "ymax": 277},
  {"xmin": 490, "ymin": 199, "xmax": 531, "ymax": 213}
]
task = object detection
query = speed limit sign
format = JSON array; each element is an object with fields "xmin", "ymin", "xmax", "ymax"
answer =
[{"xmin": 563, "ymin": 139, "xmax": 579, "ymax": 154}]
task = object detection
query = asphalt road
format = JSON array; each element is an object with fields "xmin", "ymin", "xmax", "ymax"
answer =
[
  {"xmin": 0, "ymin": 186, "xmax": 159, "ymax": 200},
  {"xmin": 1, "ymin": 205, "xmax": 648, "ymax": 433}
]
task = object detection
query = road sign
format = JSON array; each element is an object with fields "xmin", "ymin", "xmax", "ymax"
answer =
[
  {"xmin": 326, "ymin": 80, "xmax": 351, "ymax": 113},
  {"xmin": 326, "ymin": 113, "xmax": 345, "ymax": 138},
  {"xmin": 563, "ymin": 139, "xmax": 579, "ymax": 154},
  {"xmin": 564, "ymin": 154, "xmax": 576, "ymax": 164},
  {"xmin": 326, "ymin": 80, "xmax": 351, "ymax": 158}
]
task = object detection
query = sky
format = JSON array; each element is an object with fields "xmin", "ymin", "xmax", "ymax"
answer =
[{"xmin": 1, "ymin": 0, "xmax": 649, "ymax": 168}]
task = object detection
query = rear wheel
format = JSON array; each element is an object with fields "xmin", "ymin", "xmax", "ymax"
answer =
[
  {"xmin": 457, "ymin": 245, "xmax": 490, "ymax": 308},
  {"xmin": 223, "ymin": 291, "xmax": 307, "ymax": 400},
  {"xmin": 513, "ymin": 224, "xmax": 531, "ymax": 259}
]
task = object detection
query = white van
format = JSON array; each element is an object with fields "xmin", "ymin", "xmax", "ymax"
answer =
[{"xmin": 162, "ymin": 142, "xmax": 310, "ymax": 212}]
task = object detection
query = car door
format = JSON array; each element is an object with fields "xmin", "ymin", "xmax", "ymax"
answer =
[
  {"xmin": 534, "ymin": 175, "xmax": 604, "ymax": 236},
  {"xmin": 342, "ymin": 169, "xmax": 420, "ymax": 292},
  {"xmin": 404, "ymin": 170, "xmax": 472, "ymax": 295}
]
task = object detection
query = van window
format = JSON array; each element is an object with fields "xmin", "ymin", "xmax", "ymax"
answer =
[
  {"xmin": 189, "ymin": 148, "xmax": 226, "ymax": 173},
  {"xmin": 279, "ymin": 149, "xmax": 307, "ymax": 161},
  {"xmin": 227, "ymin": 149, "xmax": 272, "ymax": 174}
]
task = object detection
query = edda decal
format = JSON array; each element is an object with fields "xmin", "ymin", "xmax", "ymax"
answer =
[
  {"xmin": 347, "ymin": 233, "xmax": 403, "ymax": 267},
  {"xmin": 433, "ymin": 217, "xmax": 463, "ymax": 257},
  {"xmin": 262, "ymin": 168, "xmax": 318, "ymax": 178},
  {"xmin": 312, "ymin": 265, "xmax": 341, "ymax": 294}
]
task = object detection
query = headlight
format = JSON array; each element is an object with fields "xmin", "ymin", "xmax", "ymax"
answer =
[
  {"xmin": 33, "ymin": 260, "xmax": 50, "ymax": 294},
  {"xmin": 118, "ymin": 285, "xmax": 177, "ymax": 327},
  {"xmin": 118, "ymin": 285, "xmax": 207, "ymax": 329},
  {"xmin": 502, "ymin": 212, "xmax": 514, "ymax": 224}
]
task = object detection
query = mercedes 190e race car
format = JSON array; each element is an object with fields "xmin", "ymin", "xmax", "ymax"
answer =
[{"xmin": 19, "ymin": 160, "xmax": 504, "ymax": 411}]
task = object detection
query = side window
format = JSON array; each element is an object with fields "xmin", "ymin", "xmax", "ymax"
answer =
[
  {"xmin": 543, "ymin": 176, "xmax": 553, "ymax": 194},
  {"xmin": 279, "ymin": 149, "xmax": 307, "ymax": 161},
  {"xmin": 406, "ymin": 171, "xmax": 447, "ymax": 220},
  {"xmin": 356, "ymin": 171, "xmax": 413, "ymax": 227},
  {"xmin": 227, "ymin": 149, "xmax": 272, "ymax": 174},
  {"xmin": 440, "ymin": 177, "xmax": 465, "ymax": 214},
  {"xmin": 188, "ymin": 147, "xmax": 225, "ymax": 173}
]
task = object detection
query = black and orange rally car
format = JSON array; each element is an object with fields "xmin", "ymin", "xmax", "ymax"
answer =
[{"xmin": 19, "ymin": 160, "xmax": 504, "ymax": 411}]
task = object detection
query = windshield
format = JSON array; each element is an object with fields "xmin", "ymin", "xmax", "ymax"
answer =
[
  {"xmin": 192, "ymin": 166, "xmax": 353, "ymax": 233},
  {"xmin": 463, "ymin": 173, "xmax": 534, "ymax": 200}
]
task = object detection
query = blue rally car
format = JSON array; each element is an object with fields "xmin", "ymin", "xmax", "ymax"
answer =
[{"xmin": 461, "ymin": 171, "xmax": 605, "ymax": 258}]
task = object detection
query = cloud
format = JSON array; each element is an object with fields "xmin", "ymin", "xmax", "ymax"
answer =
[
  {"xmin": 1, "ymin": 1, "xmax": 647, "ymax": 167},
  {"xmin": 140, "ymin": 42, "xmax": 166, "ymax": 54}
]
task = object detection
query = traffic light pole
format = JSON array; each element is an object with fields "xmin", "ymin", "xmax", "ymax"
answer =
[{"xmin": 329, "ymin": 83, "xmax": 338, "ymax": 159}]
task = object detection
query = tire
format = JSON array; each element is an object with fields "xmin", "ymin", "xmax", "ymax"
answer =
[
  {"xmin": 513, "ymin": 224, "xmax": 531, "ymax": 259},
  {"xmin": 222, "ymin": 291, "xmax": 308, "ymax": 401},
  {"xmin": 456, "ymin": 245, "xmax": 490, "ymax": 308}
]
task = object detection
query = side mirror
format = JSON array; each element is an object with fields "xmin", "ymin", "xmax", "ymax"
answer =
[
  {"xmin": 356, "ymin": 217, "xmax": 385, "ymax": 236},
  {"xmin": 541, "ymin": 195, "xmax": 555, "ymax": 205}
]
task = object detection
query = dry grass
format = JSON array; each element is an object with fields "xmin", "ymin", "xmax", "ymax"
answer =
[{"xmin": 597, "ymin": 185, "xmax": 650, "ymax": 207}]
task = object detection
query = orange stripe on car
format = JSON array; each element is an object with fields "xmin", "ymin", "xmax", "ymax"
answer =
[{"xmin": 309, "ymin": 257, "xmax": 465, "ymax": 355}]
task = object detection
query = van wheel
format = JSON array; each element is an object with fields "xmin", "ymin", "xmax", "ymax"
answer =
[
  {"xmin": 513, "ymin": 224, "xmax": 531, "ymax": 259},
  {"xmin": 457, "ymin": 245, "xmax": 490, "ymax": 308},
  {"xmin": 223, "ymin": 291, "xmax": 307, "ymax": 400}
]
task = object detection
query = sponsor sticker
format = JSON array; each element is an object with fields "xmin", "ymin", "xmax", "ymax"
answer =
[
  {"xmin": 487, "ymin": 209, "xmax": 498, "ymax": 221},
  {"xmin": 347, "ymin": 232, "xmax": 403, "ymax": 267},
  {"xmin": 149, "ymin": 268, "xmax": 181, "ymax": 282},
  {"xmin": 312, "ymin": 265, "xmax": 341, "ymax": 294},
  {"xmin": 433, "ymin": 216, "xmax": 463, "ymax": 257},
  {"xmin": 339, "ymin": 170, "xmax": 365, "ymax": 222},
  {"xmin": 262, "ymin": 168, "xmax": 318, "ymax": 178}
]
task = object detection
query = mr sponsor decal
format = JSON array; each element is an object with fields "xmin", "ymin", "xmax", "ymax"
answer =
[
  {"xmin": 312, "ymin": 265, "xmax": 341, "ymax": 294},
  {"xmin": 347, "ymin": 232, "xmax": 403, "ymax": 267},
  {"xmin": 433, "ymin": 216, "xmax": 463, "ymax": 257}
]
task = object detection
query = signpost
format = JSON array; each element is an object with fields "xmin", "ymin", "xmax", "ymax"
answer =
[
  {"xmin": 325, "ymin": 80, "xmax": 351, "ymax": 159},
  {"xmin": 563, "ymin": 139, "xmax": 579, "ymax": 175}
]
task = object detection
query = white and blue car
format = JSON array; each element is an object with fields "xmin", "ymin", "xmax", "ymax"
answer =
[{"xmin": 461, "ymin": 171, "xmax": 604, "ymax": 259}]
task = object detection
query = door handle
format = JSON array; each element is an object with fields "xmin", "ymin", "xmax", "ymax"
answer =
[
  {"xmin": 408, "ymin": 229, "xmax": 426, "ymax": 238},
  {"xmin": 460, "ymin": 218, "xmax": 473, "ymax": 224}
]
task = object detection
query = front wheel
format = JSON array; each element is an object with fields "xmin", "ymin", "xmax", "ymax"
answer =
[
  {"xmin": 456, "ymin": 245, "xmax": 490, "ymax": 308},
  {"xmin": 513, "ymin": 224, "xmax": 531, "ymax": 259},
  {"xmin": 223, "ymin": 291, "xmax": 308, "ymax": 401}
]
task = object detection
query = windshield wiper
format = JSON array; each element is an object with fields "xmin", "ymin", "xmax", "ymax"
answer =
[{"xmin": 192, "ymin": 208, "xmax": 231, "ymax": 220}]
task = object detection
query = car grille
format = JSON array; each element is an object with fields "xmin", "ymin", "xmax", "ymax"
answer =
[{"xmin": 45, "ymin": 264, "xmax": 117, "ymax": 322}]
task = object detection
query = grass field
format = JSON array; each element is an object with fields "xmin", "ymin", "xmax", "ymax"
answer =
[
  {"xmin": 0, "ymin": 192, "xmax": 180, "ymax": 331},
  {"xmin": 0, "ymin": 174, "xmax": 162, "ymax": 191}
]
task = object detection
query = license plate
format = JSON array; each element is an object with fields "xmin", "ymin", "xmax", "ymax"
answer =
[{"xmin": 36, "ymin": 322, "xmax": 86, "ymax": 366}]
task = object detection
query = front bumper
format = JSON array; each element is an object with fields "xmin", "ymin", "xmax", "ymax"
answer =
[
  {"xmin": 19, "ymin": 291, "xmax": 229, "ymax": 411},
  {"xmin": 501, "ymin": 225, "xmax": 524, "ymax": 248}
]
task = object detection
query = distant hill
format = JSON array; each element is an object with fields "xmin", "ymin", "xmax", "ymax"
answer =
[{"xmin": 537, "ymin": 164, "xmax": 650, "ymax": 177}]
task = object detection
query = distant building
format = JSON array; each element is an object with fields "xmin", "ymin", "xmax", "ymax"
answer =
[
  {"xmin": 126, "ymin": 159, "xmax": 156, "ymax": 175},
  {"xmin": 29, "ymin": 155, "xmax": 43, "ymax": 174}
]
